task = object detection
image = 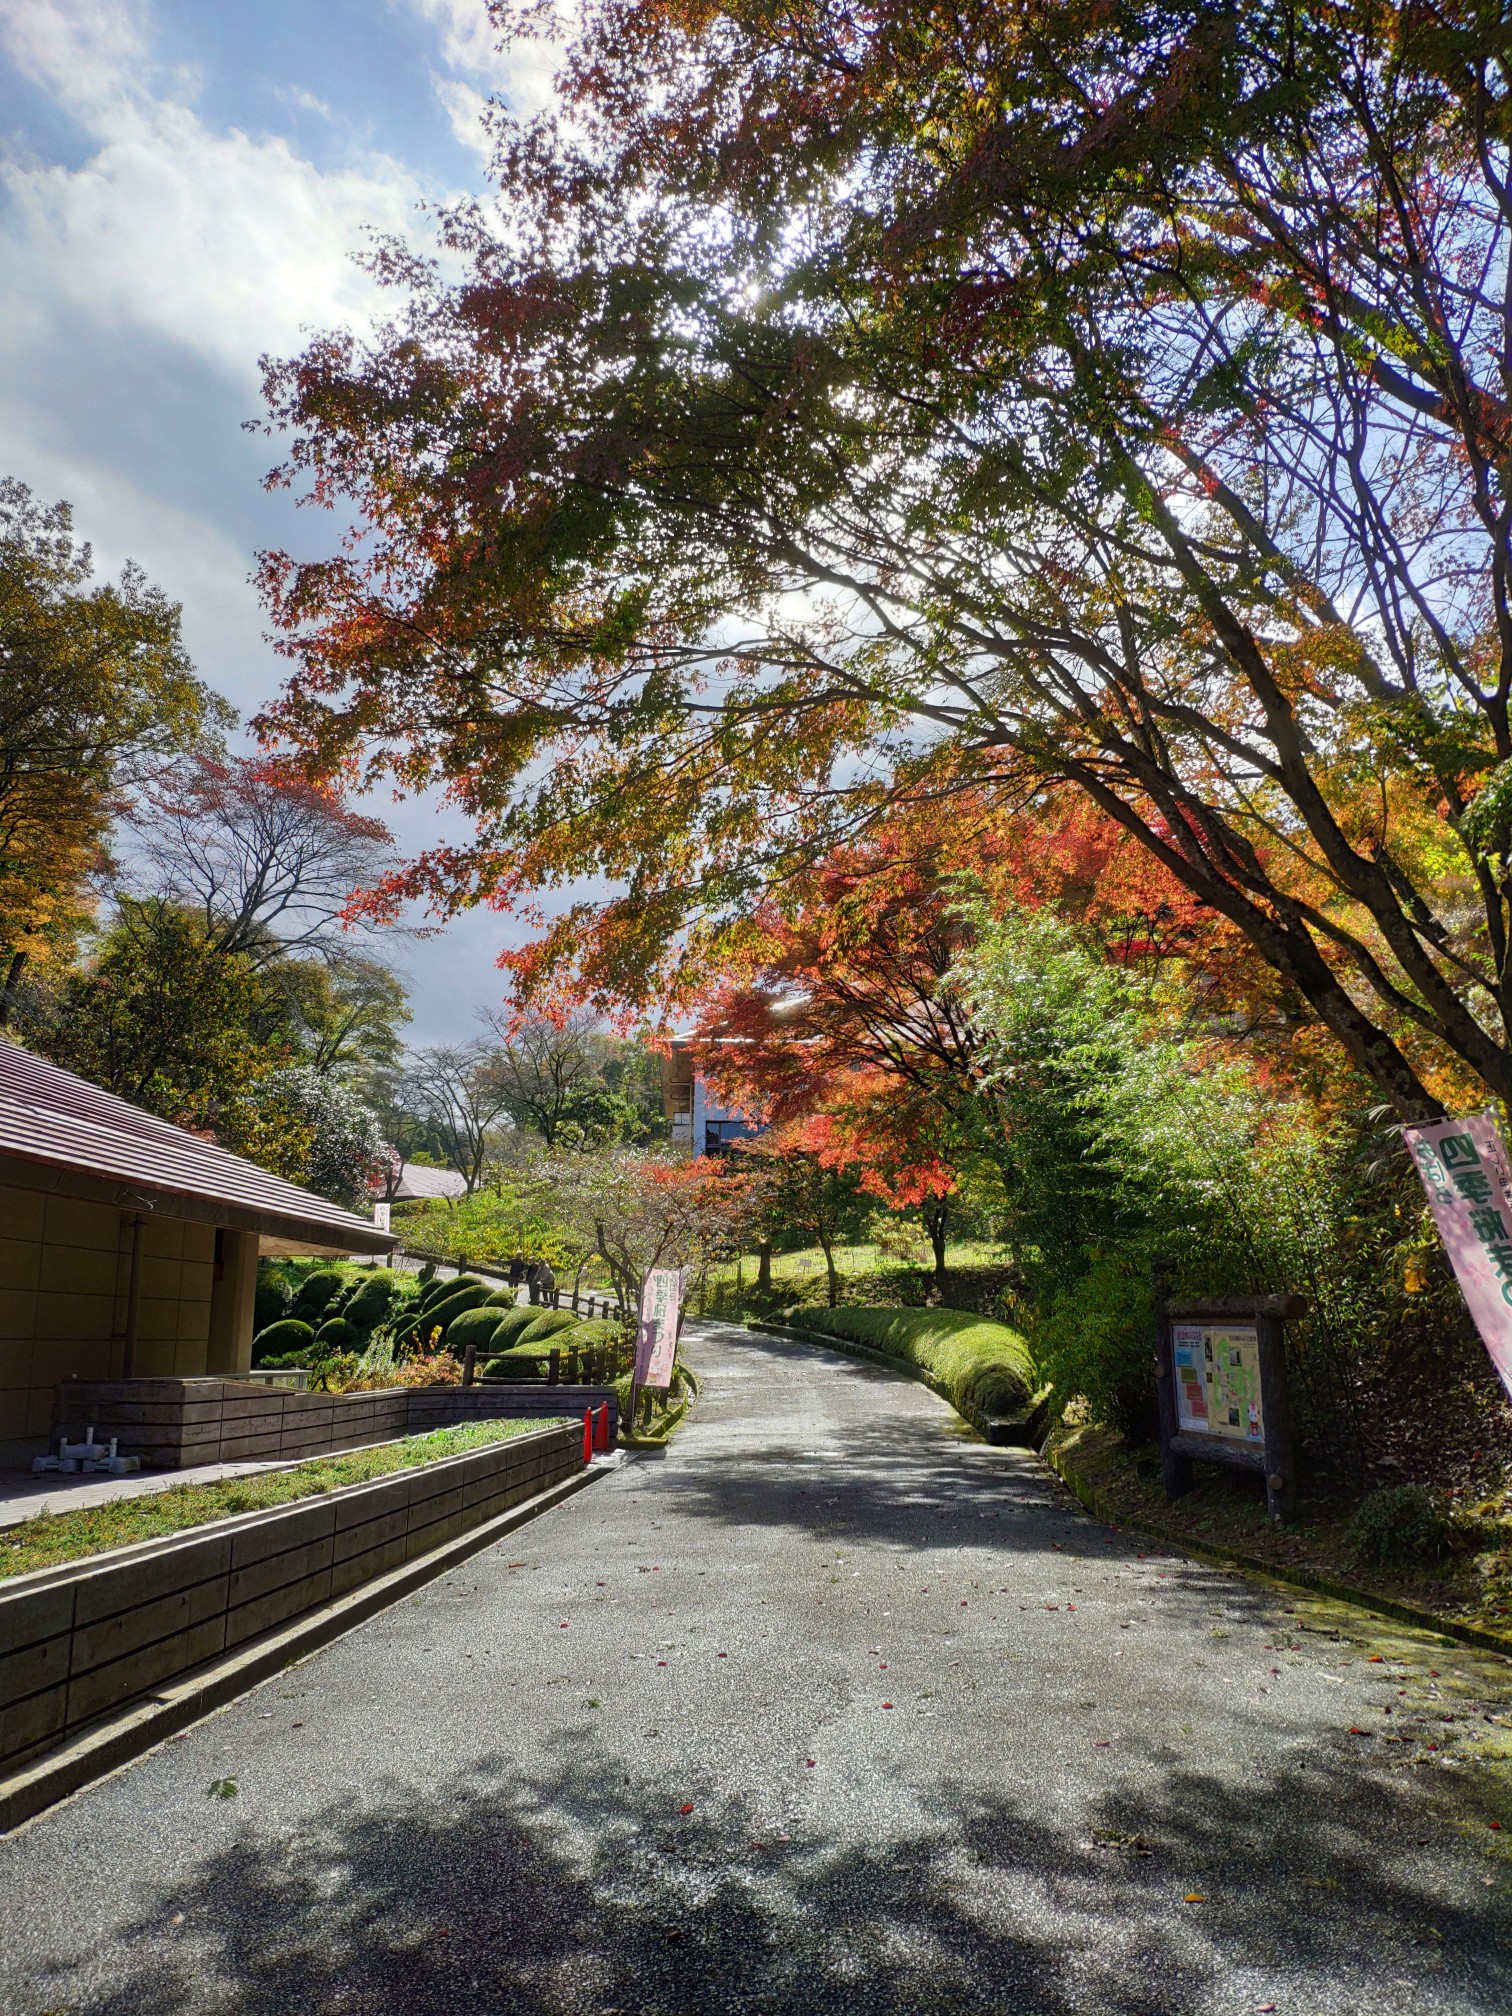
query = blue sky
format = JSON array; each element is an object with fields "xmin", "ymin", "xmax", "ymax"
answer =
[{"xmin": 0, "ymin": 0, "xmax": 557, "ymax": 1043}]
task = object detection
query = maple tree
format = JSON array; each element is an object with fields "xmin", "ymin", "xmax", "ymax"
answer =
[{"xmin": 257, "ymin": 1, "xmax": 1512, "ymax": 1120}]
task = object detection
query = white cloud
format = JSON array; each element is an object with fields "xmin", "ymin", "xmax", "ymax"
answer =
[
  {"xmin": 0, "ymin": 0, "xmax": 542, "ymax": 1039},
  {"xmin": 401, "ymin": 0, "xmax": 560, "ymax": 149}
]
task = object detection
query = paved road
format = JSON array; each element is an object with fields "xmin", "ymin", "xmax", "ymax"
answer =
[{"xmin": 4, "ymin": 1321, "xmax": 1512, "ymax": 2015}]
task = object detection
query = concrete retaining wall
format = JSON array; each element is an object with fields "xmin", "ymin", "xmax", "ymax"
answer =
[
  {"xmin": 0, "ymin": 1420, "xmax": 580, "ymax": 1774},
  {"xmin": 50, "ymin": 1377, "xmax": 617, "ymax": 1468}
]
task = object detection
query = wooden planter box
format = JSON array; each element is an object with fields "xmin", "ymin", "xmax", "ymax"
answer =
[
  {"xmin": 0, "ymin": 1421, "xmax": 582, "ymax": 1776},
  {"xmin": 49, "ymin": 1377, "xmax": 618, "ymax": 1469}
]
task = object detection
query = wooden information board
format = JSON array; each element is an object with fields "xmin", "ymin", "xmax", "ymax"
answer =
[{"xmin": 1155, "ymin": 1294, "xmax": 1302, "ymax": 1524}]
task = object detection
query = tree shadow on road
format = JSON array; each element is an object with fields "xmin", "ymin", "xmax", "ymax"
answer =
[{"xmin": 22, "ymin": 1727, "xmax": 1512, "ymax": 2016}]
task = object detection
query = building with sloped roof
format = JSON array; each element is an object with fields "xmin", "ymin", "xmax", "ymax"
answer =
[{"xmin": 0, "ymin": 1038, "xmax": 394, "ymax": 1464}]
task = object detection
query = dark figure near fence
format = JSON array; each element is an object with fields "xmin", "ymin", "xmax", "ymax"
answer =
[
  {"xmin": 526, "ymin": 1259, "xmax": 557, "ymax": 1306},
  {"xmin": 507, "ymin": 1256, "xmax": 525, "ymax": 1289}
]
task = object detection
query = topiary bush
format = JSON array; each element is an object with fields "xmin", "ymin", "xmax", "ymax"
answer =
[
  {"xmin": 290, "ymin": 1269, "xmax": 346, "ymax": 1321},
  {"xmin": 448, "ymin": 1306, "xmax": 512, "ymax": 1356},
  {"xmin": 551, "ymin": 1317, "xmax": 622, "ymax": 1354},
  {"xmin": 780, "ymin": 1305, "xmax": 1036, "ymax": 1419},
  {"xmin": 516, "ymin": 1307, "xmax": 581, "ymax": 1345},
  {"xmin": 253, "ymin": 1273, "xmax": 291, "ymax": 1334},
  {"xmin": 1347, "ymin": 1484, "xmax": 1453, "ymax": 1567},
  {"xmin": 314, "ymin": 1316, "xmax": 359, "ymax": 1352},
  {"xmin": 343, "ymin": 1270, "xmax": 403, "ymax": 1333},
  {"xmin": 487, "ymin": 1306, "xmax": 538, "ymax": 1348},
  {"xmin": 482, "ymin": 1348, "xmax": 547, "ymax": 1381},
  {"xmin": 251, "ymin": 1318, "xmax": 316, "ymax": 1365},
  {"xmin": 397, "ymin": 1281, "xmax": 494, "ymax": 1351}
]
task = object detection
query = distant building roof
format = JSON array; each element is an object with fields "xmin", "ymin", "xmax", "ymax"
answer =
[
  {"xmin": 0, "ymin": 1037, "xmax": 395, "ymax": 1257},
  {"xmin": 392, "ymin": 1162, "xmax": 468, "ymax": 1202}
]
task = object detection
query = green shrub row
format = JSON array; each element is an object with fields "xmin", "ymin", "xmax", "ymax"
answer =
[{"xmin": 778, "ymin": 1304, "xmax": 1036, "ymax": 1419}]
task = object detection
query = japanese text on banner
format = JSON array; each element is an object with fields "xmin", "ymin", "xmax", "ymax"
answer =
[
  {"xmin": 1404, "ymin": 1114, "xmax": 1512, "ymax": 1403},
  {"xmin": 634, "ymin": 1266, "xmax": 684, "ymax": 1390}
]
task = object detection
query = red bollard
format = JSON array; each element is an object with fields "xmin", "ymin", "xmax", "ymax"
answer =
[
  {"xmin": 595, "ymin": 1402, "xmax": 610, "ymax": 1452},
  {"xmin": 583, "ymin": 1408, "xmax": 593, "ymax": 1464}
]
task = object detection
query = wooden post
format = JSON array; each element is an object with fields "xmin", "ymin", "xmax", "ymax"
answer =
[
  {"xmin": 567, "ymin": 1346, "xmax": 580, "ymax": 1383},
  {"xmin": 462, "ymin": 1341, "xmax": 477, "ymax": 1388},
  {"xmin": 1257, "ymin": 1306, "xmax": 1297, "ymax": 1525},
  {"xmin": 121, "ymin": 1213, "xmax": 147, "ymax": 1379},
  {"xmin": 1151, "ymin": 1259, "xmax": 1191, "ymax": 1501},
  {"xmin": 549, "ymin": 1347, "xmax": 561, "ymax": 1386}
]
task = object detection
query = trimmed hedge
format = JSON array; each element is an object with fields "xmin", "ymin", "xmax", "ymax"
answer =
[
  {"xmin": 482, "ymin": 1348, "xmax": 547, "ymax": 1382},
  {"xmin": 487, "ymin": 1305, "xmax": 538, "ymax": 1348},
  {"xmin": 314, "ymin": 1316, "xmax": 359, "ymax": 1351},
  {"xmin": 551, "ymin": 1317, "xmax": 621, "ymax": 1351},
  {"xmin": 399, "ymin": 1281, "xmax": 493, "ymax": 1349},
  {"xmin": 448, "ymin": 1306, "xmax": 512, "ymax": 1355},
  {"xmin": 779, "ymin": 1305, "xmax": 1036, "ymax": 1418},
  {"xmin": 251, "ymin": 1318, "xmax": 315, "ymax": 1362},
  {"xmin": 290, "ymin": 1269, "xmax": 345, "ymax": 1321},
  {"xmin": 516, "ymin": 1307, "xmax": 581, "ymax": 1345},
  {"xmin": 342, "ymin": 1271, "xmax": 403, "ymax": 1330}
]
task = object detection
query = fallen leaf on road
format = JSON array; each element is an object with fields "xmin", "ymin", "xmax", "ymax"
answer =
[
  {"xmin": 207, "ymin": 1779, "xmax": 238, "ymax": 1800},
  {"xmin": 678, "ymin": 1803, "xmax": 694, "ymax": 1815},
  {"xmin": 1348, "ymin": 1727, "xmax": 1374, "ymax": 1737},
  {"xmin": 1183, "ymin": 1893, "xmax": 1206, "ymax": 1904},
  {"xmin": 881, "ymin": 1702, "xmax": 894, "ymax": 1710},
  {"xmin": 806, "ymin": 1759, "xmax": 816, "ymax": 1767},
  {"xmin": 1094, "ymin": 1740, "xmax": 1111, "ymax": 1748}
]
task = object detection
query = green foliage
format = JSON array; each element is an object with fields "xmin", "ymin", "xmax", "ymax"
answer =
[
  {"xmin": 482, "ymin": 1349, "xmax": 546, "ymax": 1381},
  {"xmin": 487, "ymin": 1305, "xmax": 538, "ymax": 1348},
  {"xmin": 398, "ymin": 1280, "xmax": 493, "ymax": 1349},
  {"xmin": 313, "ymin": 1316, "xmax": 358, "ymax": 1352},
  {"xmin": 341, "ymin": 1270, "xmax": 404, "ymax": 1332},
  {"xmin": 516, "ymin": 1307, "xmax": 581, "ymax": 1345},
  {"xmin": 253, "ymin": 1273, "xmax": 290, "ymax": 1334},
  {"xmin": 957, "ymin": 904, "xmax": 1366, "ymax": 1439},
  {"xmin": 0, "ymin": 476, "xmax": 227, "ymax": 996},
  {"xmin": 30, "ymin": 901, "xmax": 281, "ymax": 1134},
  {"xmin": 239, "ymin": 1063, "xmax": 387, "ymax": 1208},
  {"xmin": 447, "ymin": 1306, "xmax": 512, "ymax": 1355},
  {"xmin": 1347, "ymin": 1485, "xmax": 1453, "ymax": 1567},
  {"xmin": 416, "ymin": 1272, "xmax": 482, "ymax": 1311},
  {"xmin": 250, "ymin": 1318, "xmax": 315, "ymax": 1363},
  {"xmin": 290, "ymin": 1269, "xmax": 345, "ymax": 1319},
  {"xmin": 781, "ymin": 1304, "xmax": 1035, "ymax": 1419},
  {"xmin": 396, "ymin": 1187, "xmax": 581, "ymax": 1273},
  {"xmin": 553, "ymin": 1317, "xmax": 622, "ymax": 1351}
]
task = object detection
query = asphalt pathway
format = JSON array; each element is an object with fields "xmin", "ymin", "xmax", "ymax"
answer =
[{"xmin": 3, "ymin": 1320, "xmax": 1512, "ymax": 2014}]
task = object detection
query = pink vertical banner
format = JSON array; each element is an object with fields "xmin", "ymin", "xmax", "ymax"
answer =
[
  {"xmin": 634, "ymin": 1267, "xmax": 685, "ymax": 1390},
  {"xmin": 1403, "ymin": 1114, "xmax": 1512, "ymax": 1402}
]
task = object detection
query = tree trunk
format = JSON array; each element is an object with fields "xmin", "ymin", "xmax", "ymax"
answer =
[
  {"xmin": 924, "ymin": 1198, "xmax": 948, "ymax": 1297},
  {"xmin": 757, "ymin": 1239, "xmax": 772, "ymax": 1292},
  {"xmin": 0, "ymin": 949, "xmax": 25, "ymax": 1028},
  {"xmin": 819, "ymin": 1232, "xmax": 839, "ymax": 1306}
]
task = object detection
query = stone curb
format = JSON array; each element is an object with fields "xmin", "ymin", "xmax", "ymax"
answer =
[
  {"xmin": 0, "ymin": 1459, "xmax": 607, "ymax": 1835},
  {"xmin": 739, "ymin": 1318, "xmax": 1047, "ymax": 1446},
  {"xmin": 1045, "ymin": 1440, "xmax": 1512, "ymax": 1662}
]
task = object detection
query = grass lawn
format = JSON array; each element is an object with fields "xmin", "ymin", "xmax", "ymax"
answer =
[
  {"xmin": 0, "ymin": 1417, "xmax": 567, "ymax": 1583},
  {"xmin": 704, "ymin": 1239, "xmax": 1010, "ymax": 1292}
]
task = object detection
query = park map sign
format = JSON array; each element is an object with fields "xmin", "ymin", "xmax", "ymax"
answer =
[
  {"xmin": 1404, "ymin": 1115, "xmax": 1512, "ymax": 1405},
  {"xmin": 1156, "ymin": 1296, "xmax": 1300, "ymax": 1524}
]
